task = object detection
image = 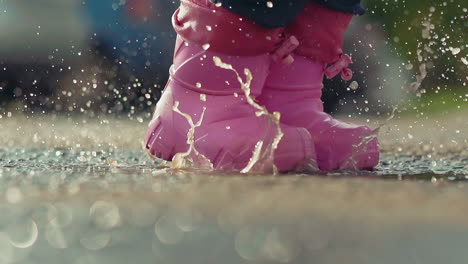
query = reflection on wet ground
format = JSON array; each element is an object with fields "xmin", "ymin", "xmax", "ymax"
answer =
[
  {"xmin": 1, "ymin": 154, "xmax": 468, "ymax": 264},
  {"xmin": 1, "ymin": 148, "xmax": 467, "ymax": 180},
  {"xmin": 0, "ymin": 112, "xmax": 467, "ymax": 263}
]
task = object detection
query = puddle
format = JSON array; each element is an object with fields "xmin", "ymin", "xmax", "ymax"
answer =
[
  {"xmin": 0, "ymin": 147, "xmax": 468, "ymax": 264},
  {"xmin": 0, "ymin": 110, "xmax": 467, "ymax": 264}
]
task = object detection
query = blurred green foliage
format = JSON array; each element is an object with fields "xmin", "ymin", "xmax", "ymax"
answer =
[
  {"xmin": 402, "ymin": 88, "xmax": 466, "ymax": 115},
  {"xmin": 363, "ymin": 0, "xmax": 466, "ymax": 89}
]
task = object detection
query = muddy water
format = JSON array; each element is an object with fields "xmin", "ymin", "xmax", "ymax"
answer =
[{"xmin": 0, "ymin": 111, "xmax": 467, "ymax": 264}]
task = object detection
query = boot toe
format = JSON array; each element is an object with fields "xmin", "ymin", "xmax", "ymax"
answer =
[{"xmin": 313, "ymin": 123, "xmax": 380, "ymax": 171}]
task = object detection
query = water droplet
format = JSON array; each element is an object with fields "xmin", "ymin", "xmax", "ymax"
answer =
[
  {"xmin": 200, "ymin": 94, "xmax": 207, "ymax": 102},
  {"xmin": 449, "ymin": 47, "xmax": 461, "ymax": 55},
  {"xmin": 349, "ymin": 81, "xmax": 359, "ymax": 90}
]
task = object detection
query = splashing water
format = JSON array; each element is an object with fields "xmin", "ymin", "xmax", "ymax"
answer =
[
  {"xmin": 341, "ymin": 8, "xmax": 448, "ymax": 170},
  {"xmin": 213, "ymin": 56, "xmax": 284, "ymax": 174},
  {"xmin": 340, "ymin": 107, "xmax": 398, "ymax": 170},
  {"xmin": 171, "ymin": 101, "xmax": 214, "ymax": 170},
  {"xmin": 408, "ymin": 17, "xmax": 435, "ymax": 95}
]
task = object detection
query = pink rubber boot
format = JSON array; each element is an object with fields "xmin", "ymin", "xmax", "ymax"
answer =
[
  {"xmin": 145, "ymin": 38, "xmax": 316, "ymax": 172},
  {"xmin": 258, "ymin": 56, "xmax": 379, "ymax": 171}
]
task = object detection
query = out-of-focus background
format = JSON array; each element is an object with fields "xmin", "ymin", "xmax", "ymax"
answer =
[{"xmin": 0, "ymin": 0, "xmax": 465, "ymax": 118}]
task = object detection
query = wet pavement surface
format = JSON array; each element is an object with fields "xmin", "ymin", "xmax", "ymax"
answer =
[{"xmin": 0, "ymin": 111, "xmax": 467, "ymax": 263}]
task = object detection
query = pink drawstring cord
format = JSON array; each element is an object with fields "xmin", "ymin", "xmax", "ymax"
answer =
[
  {"xmin": 272, "ymin": 38, "xmax": 353, "ymax": 81},
  {"xmin": 272, "ymin": 36, "xmax": 300, "ymax": 65},
  {"xmin": 324, "ymin": 54, "xmax": 353, "ymax": 81}
]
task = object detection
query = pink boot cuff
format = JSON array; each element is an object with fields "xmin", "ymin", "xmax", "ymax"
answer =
[
  {"xmin": 286, "ymin": 2, "xmax": 353, "ymax": 64},
  {"xmin": 173, "ymin": 0, "xmax": 285, "ymax": 56}
]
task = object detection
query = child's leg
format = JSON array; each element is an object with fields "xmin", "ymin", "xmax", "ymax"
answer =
[
  {"xmin": 257, "ymin": 2, "xmax": 379, "ymax": 171},
  {"xmin": 258, "ymin": 55, "xmax": 379, "ymax": 170},
  {"xmin": 146, "ymin": 38, "xmax": 316, "ymax": 172}
]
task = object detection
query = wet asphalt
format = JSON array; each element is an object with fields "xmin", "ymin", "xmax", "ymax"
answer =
[{"xmin": 0, "ymin": 110, "xmax": 467, "ymax": 264}]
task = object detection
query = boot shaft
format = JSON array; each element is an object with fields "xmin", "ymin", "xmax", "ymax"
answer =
[
  {"xmin": 169, "ymin": 37, "xmax": 271, "ymax": 97},
  {"xmin": 265, "ymin": 55, "xmax": 325, "ymax": 97},
  {"xmin": 287, "ymin": 2, "xmax": 354, "ymax": 64},
  {"xmin": 173, "ymin": 0, "xmax": 285, "ymax": 56}
]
